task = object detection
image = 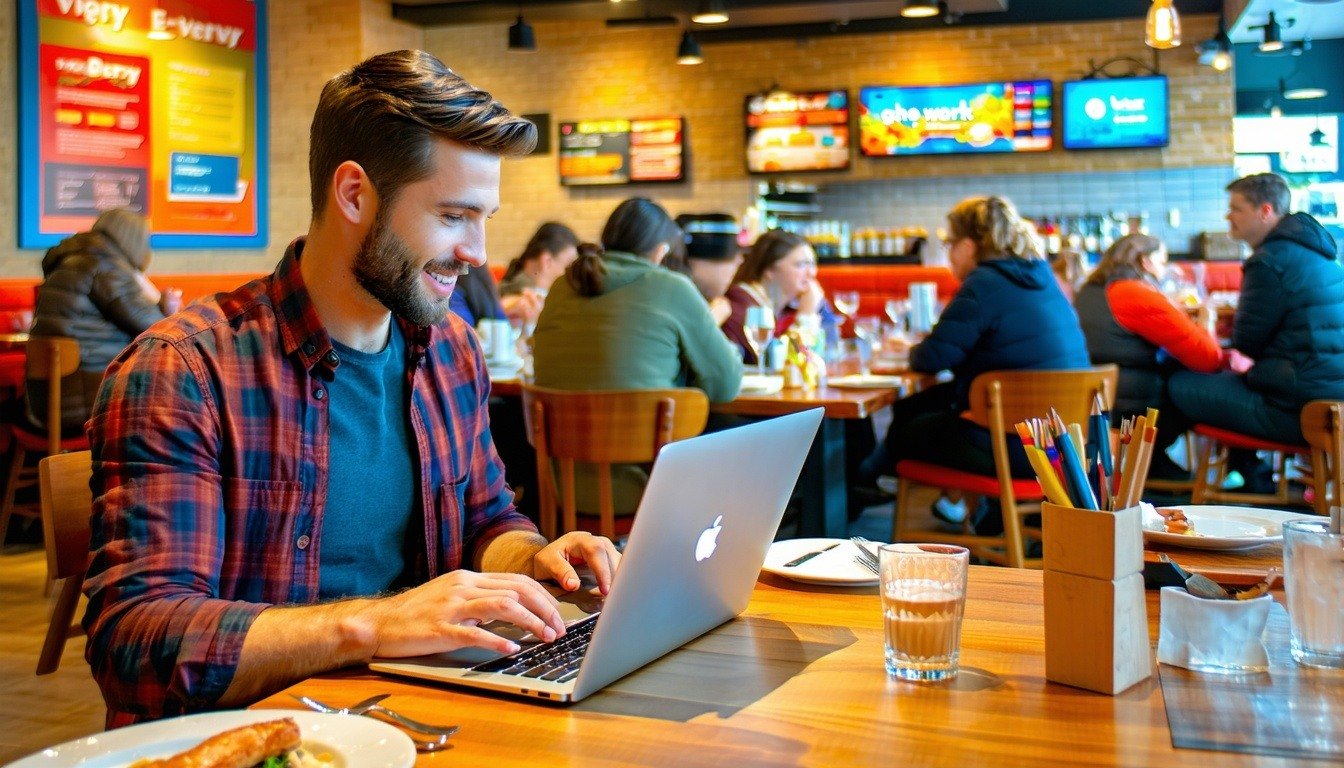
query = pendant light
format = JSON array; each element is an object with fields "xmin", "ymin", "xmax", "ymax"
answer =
[
  {"xmin": 1204, "ymin": 14, "xmax": 1232, "ymax": 71},
  {"xmin": 691, "ymin": 1, "xmax": 729, "ymax": 25},
  {"xmin": 676, "ymin": 31, "xmax": 703, "ymax": 65},
  {"xmin": 901, "ymin": 0, "xmax": 939, "ymax": 19},
  {"xmin": 1309, "ymin": 115, "xmax": 1329, "ymax": 148},
  {"xmin": 508, "ymin": 14, "xmax": 536, "ymax": 52},
  {"xmin": 1257, "ymin": 12, "xmax": 1287, "ymax": 53},
  {"xmin": 1144, "ymin": 0, "xmax": 1181, "ymax": 49}
]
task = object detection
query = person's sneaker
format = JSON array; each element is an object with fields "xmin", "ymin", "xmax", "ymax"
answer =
[
  {"xmin": 876, "ymin": 475, "xmax": 899, "ymax": 496},
  {"xmin": 932, "ymin": 496, "xmax": 968, "ymax": 527},
  {"xmin": 1220, "ymin": 470, "xmax": 1245, "ymax": 491}
]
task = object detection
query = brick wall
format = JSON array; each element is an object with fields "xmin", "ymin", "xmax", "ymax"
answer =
[
  {"xmin": 426, "ymin": 14, "xmax": 1234, "ymax": 264},
  {"xmin": 0, "ymin": 9, "xmax": 1231, "ymax": 275}
]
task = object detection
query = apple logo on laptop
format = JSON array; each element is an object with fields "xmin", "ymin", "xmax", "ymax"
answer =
[{"xmin": 695, "ymin": 515, "xmax": 723, "ymax": 562}]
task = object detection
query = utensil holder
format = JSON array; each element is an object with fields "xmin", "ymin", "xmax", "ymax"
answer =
[{"xmin": 1042, "ymin": 502, "xmax": 1153, "ymax": 694}]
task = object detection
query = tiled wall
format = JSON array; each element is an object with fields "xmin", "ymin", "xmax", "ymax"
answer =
[{"xmin": 819, "ymin": 165, "xmax": 1237, "ymax": 255}]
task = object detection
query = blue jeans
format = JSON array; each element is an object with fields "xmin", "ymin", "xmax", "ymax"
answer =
[{"xmin": 1166, "ymin": 371, "xmax": 1304, "ymax": 446}]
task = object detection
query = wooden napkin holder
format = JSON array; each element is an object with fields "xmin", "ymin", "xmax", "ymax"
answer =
[{"xmin": 1041, "ymin": 502, "xmax": 1152, "ymax": 695}]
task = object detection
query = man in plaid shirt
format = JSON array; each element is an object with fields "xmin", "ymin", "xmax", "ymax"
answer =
[{"xmin": 82, "ymin": 50, "xmax": 620, "ymax": 726}]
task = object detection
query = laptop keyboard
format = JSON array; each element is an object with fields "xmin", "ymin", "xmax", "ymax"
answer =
[{"xmin": 471, "ymin": 613, "xmax": 599, "ymax": 683}]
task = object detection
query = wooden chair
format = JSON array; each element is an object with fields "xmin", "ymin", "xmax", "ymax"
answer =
[
  {"xmin": 1299, "ymin": 400, "xmax": 1343, "ymax": 516},
  {"xmin": 521, "ymin": 386, "xmax": 710, "ymax": 540},
  {"xmin": 0, "ymin": 336, "xmax": 88, "ymax": 549},
  {"xmin": 892, "ymin": 365, "xmax": 1118, "ymax": 569},
  {"xmin": 1188, "ymin": 424, "xmax": 1306, "ymax": 509},
  {"xmin": 36, "ymin": 450, "xmax": 92, "ymax": 675}
]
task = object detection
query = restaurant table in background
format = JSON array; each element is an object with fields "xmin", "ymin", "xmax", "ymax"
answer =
[{"xmin": 254, "ymin": 566, "xmax": 1332, "ymax": 766}]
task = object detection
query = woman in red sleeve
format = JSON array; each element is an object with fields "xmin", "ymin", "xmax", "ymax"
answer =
[{"xmin": 1074, "ymin": 234, "xmax": 1222, "ymax": 478}]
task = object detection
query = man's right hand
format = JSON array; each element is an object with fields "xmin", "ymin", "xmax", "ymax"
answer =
[{"xmin": 356, "ymin": 570, "xmax": 566, "ymax": 658}]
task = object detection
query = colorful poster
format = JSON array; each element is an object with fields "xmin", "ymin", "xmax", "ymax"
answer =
[
  {"xmin": 558, "ymin": 117, "xmax": 685, "ymax": 186},
  {"xmin": 745, "ymin": 89, "xmax": 850, "ymax": 174},
  {"xmin": 859, "ymin": 81, "xmax": 1053, "ymax": 157},
  {"xmin": 19, "ymin": 1, "xmax": 268, "ymax": 248}
]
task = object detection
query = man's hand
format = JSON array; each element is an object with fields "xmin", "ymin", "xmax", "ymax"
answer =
[
  {"xmin": 1226, "ymin": 349, "xmax": 1254, "ymax": 374},
  {"xmin": 358, "ymin": 570, "xmax": 566, "ymax": 658},
  {"xmin": 532, "ymin": 531, "xmax": 621, "ymax": 595}
]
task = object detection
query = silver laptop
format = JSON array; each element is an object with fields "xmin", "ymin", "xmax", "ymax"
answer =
[{"xmin": 371, "ymin": 407, "xmax": 824, "ymax": 702}]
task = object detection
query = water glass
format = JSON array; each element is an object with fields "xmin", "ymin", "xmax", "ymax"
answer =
[
  {"xmin": 879, "ymin": 543, "xmax": 969, "ymax": 681},
  {"xmin": 1284, "ymin": 518, "xmax": 1344, "ymax": 668},
  {"xmin": 833, "ymin": 290, "xmax": 860, "ymax": 319},
  {"xmin": 743, "ymin": 305, "xmax": 774, "ymax": 376}
]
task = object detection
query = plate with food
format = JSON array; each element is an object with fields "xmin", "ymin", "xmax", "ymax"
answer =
[
  {"xmin": 826, "ymin": 374, "xmax": 907, "ymax": 390},
  {"xmin": 7, "ymin": 709, "xmax": 414, "ymax": 768},
  {"xmin": 1142, "ymin": 504, "xmax": 1315, "ymax": 551}
]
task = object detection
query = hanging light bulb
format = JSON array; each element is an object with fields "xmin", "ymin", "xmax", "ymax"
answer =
[
  {"xmin": 676, "ymin": 31, "xmax": 703, "ymax": 65},
  {"xmin": 1209, "ymin": 14, "xmax": 1231, "ymax": 71},
  {"xmin": 1258, "ymin": 12, "xmax": 1284, "ymax": 53},
  {"xmin": 1145, "ymin": 0, "xmax": 1181, "ymax": 49},
  {"xmin": 691, "ymin": 1, "xmax": 729, "ymax": 24},
  {"xmin": 901, "ymin": 0, "xmax": 939, "ymax": 19}
]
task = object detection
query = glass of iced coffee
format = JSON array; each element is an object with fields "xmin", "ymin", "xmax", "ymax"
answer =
[{"xmin": 879, "ymin": 543, "xmax": 969, "ymax": 681}]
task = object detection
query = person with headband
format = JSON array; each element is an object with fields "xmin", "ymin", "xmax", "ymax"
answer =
[
  {"xmin": 1074, "ymin": 233, "xmax": 1222, "ymax": 480},
  {"xmin": 668, "ymin": 212, "xmax": 744, "ymax": 327},
  {"xmin": 861, "ymin": 195, "xmax": 1090, "ymax": 532}
]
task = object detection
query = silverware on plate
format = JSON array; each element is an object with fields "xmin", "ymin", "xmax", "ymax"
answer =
[
  {"xmin": 292, "ymin": 694, "xmax": 459, "ymax": 750},
  {"xmin": 783, "ymin": 542, "xmax": 839, "ymax": 567}
]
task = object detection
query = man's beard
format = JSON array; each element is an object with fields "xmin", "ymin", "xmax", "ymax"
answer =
[{"xmin": 352, "ymin": 215, "xmax": 468, "ymax": 326}]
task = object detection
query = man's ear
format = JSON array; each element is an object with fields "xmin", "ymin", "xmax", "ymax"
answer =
[{"xmin": 329, "ymin": 161, "xmax": 378, "ymax": 226}]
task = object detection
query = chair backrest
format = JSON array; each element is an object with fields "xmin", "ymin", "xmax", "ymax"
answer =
[
  {"xmin": 39, "ymin": 450, "xmax": 93, "ymax": 582},
  {"xmin": 1300, "ymin": 400, "xmax": 1343, "ymax": 515},
  {"xmin": 967, "ymin": 365, "xmax": 1119, "ymax": 507},
  {"xmin": 520, "ymin": 386, "xmax": 710, "ymax": 538},
  {"xmin": 25, "ymin": 336, "xmax": 81, "ymax": 455}
]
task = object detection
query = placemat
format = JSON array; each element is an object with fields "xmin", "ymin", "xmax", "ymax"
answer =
[{"xmin": 1159, "ymin": 602, "xmax": 1344, "ymax": 761}]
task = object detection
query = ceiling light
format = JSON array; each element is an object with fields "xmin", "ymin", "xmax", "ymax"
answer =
[
  {"xmin": 1255, "ymin": 12, "xmax": 1292, "ymax": 53},
  {"xmin": 1309, "ymin": 127, "xmax": 1329, "ymax": 147},
  {"xmin": 901, "ymin": 0, "xmax": 939, "ymax": 19},
  {"xmin": 1144, "ymin": 0, "xmax": 1181, "ymax": 49},
  {"xmin": 1197, "ymin": 15, "xmax": 1232, "ymax": 71},
  {"xmin": 677, "ymin": 32, "xmax": 703, "ymax": 65},
  {"xmin": 1284, "ymin": 85, "xmax": 1328, "ymax": 100},
  {"xmin": 691, "ymin": 1, "xmax": 729, "ymax": 25},
  {"xmin": 508, "ymin": 15, "xmax": 536, "ymax": 52}
]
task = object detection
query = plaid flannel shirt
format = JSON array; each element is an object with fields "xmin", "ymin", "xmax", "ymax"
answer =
[{"xmin": 82, "ymin": 239, "xmax": 537, "ymax": 726}]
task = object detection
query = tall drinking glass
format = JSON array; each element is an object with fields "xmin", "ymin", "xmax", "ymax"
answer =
[
  {"xmin": 1284, "ymin": 518, "xmax": 1344, "ymax": 668},
  {"xmin": 743, "ymin": 305, "xmax": 774, "ymax": 377},
  {"xmin": 879, "ymin": 543, "xmax": 969, "ymax": 681}
]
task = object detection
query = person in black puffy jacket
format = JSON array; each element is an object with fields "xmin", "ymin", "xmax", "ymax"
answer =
[
  {"xmin": 1169, "ymin": 173, "xmax": 1344, "ymax": 449},
  {"xmin": 26, "ymin": 208, "xmax": 179, "ymax": 433},
  {"xmin": 862, "ymin": 196, "xmax": 1090, "ymax": 530}
]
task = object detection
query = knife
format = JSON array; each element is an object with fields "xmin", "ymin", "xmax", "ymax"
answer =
[{"xmin": 783, "ymin": 543, "xmax": 839, "ymax": 567}]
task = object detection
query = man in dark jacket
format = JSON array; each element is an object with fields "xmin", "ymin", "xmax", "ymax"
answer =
[
  {"xmin": 27, "ymin": 207, "xmax": 179, "ymax": 433},
  {"xmin": 1169, "ymin": 173, "xmax": 1344, "ymax": 447}
]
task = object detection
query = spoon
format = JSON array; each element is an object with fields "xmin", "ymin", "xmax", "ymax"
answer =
[{"xmin": 1159, "ymin": 554, "xmax": 1230, "ymax": 599}]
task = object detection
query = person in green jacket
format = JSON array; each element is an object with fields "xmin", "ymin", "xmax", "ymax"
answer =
[{"xmin": 531, "ymin": 197, "xmax": 743, "ymax": 518}]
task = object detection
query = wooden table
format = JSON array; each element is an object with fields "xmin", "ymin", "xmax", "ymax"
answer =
[{"xmin": 254, "ymin": 566, "xmax": 1306, "ymax": 766}]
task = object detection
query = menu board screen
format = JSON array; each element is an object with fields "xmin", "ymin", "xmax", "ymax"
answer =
[
  {"xmin": 18, "ymin": 0, "xmax": 268, "ymax": 248},
  {"xmin": 859, "ymin": 80, "xmax": 1053, "ymax": 156},
  {"xmin": 745, "ymin": 89, "xmax": 850, "ymax": 173},
  {"xmin": 1062, "ymin": 76, "xmax": 1169, "ymax": 150},
  {"xmin": 558, "ymin": 117, "xmax": 685, "ymax": 186}
]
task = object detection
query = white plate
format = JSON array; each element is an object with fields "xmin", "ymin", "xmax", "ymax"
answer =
[
  {"xmin": 827, "ymin": 374, "xmax": 906, "ymax": 390},
  {"xmin": 740, "ymin": 374, "xmax": 784, "ymax": 395},
  {"xmin": 1142, "ymin": 504, "xmax": 1316, "ymax": 551},
  {"xmin": 6, "ymin": 709, "xmax": 415, "ymax": 768},
  {"xmin": 761, "ymin": 538, "xmax": 898, "ymax": 586}
]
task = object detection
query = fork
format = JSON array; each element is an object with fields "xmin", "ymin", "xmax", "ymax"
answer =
[
  {"xmin": 850, "ymin": 536, "xmax": 880, "ymax": 574},
  {"xmin": 293, "ymin": 694, "xmax": 460, "ymax": 738}
]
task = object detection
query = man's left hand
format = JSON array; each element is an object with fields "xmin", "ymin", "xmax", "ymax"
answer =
[{"xmin": 532, "ymin": 532, "xmax": 621, "ymax": 595}]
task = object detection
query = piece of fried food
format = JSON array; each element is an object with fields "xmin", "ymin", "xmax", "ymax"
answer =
[{"xmin": 131, "ymin": 718, "xmax": 301, "ymax": 768}]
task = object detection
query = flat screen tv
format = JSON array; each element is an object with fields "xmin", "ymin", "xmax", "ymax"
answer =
[
  {"xmin": 558, "ymin": 116, "xmax": 685, "ymax": 186},
  {"xmin": 1062, "ymin": 76, "xmax": 1169, "ymax": 150},
  {"xmin": 859, "ymin": 80, "xmax": 1053, "ymax": 156},
  {"xmin": 744, "ymin": 89, "xmax": 850, "ymax": 173}
]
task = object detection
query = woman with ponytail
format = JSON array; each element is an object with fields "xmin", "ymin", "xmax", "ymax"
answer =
[
  {"xmin": 862, "ymin": 196, "xmax": 1090, "ymax": 531},
  {"xmin": 531, "ymin": 198, "xmax": 742, "ymax": 519}
]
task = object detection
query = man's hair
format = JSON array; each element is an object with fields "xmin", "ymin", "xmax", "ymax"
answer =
[
  {"xmin": 1226, "ymin": 173, "xmax": 1290, "ymax": 216},
  {"xmin": 309, "ymin": 50, "xmax": 537, "ymax": 217}
]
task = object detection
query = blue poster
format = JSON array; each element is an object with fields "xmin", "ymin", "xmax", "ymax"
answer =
[{"xmin": 1062, "ymin": 77, "xmax": 1169, "ymax": 150}]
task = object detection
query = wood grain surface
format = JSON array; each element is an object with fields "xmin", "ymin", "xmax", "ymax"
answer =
[{"xmin": 254, "ymin": 566, "xmax": 1324, "ymax": 767}]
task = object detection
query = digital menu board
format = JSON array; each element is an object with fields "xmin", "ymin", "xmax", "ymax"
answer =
[
  {"xmin": 558, "ymin": 117, "xmax": 685, "ymax": 186},
  {"xmin": 1062, "ymin": 77, "xmax": 1169, "ymax": 150},
  {"xmin": 18, "ymin": 1, "xmax": 268, "ymax": 248},
  {"xmin": 745, "ymin": 89, "xmax": 850, "ymax": 173},
  {"xmin": 859, "ymin": 80, "xmax": 1053, "ymax": 157}
]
